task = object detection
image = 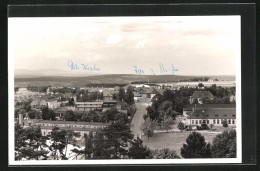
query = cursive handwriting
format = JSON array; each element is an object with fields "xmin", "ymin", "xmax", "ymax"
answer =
[
  {"xmin": 68, "ymin": 59, "xmax": 100, "ymax": 71},
  {"xmin": 133, "ymin": 63, "xmax": 179, "ymax": 75}
]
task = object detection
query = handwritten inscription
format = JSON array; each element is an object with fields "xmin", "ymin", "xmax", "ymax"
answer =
[
  {"xmin": 133, "ymin": 63, "xmax": 179, "ymax": 75},
  {"xmin": 68, "ymin": 59, "xmax": 100, "ymax": 71}
]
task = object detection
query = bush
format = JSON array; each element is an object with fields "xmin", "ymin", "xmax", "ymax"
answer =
[
  {"xmin": 177, "ymin": 122, "xmax": 185, "ymax": 132},
  {"xmin": 199, "ymin": 123, "xmax": 209, "ymax": 130},
  {"xmin": 222, "ymin": 119, "xmax": 228, "ymax": 128}
]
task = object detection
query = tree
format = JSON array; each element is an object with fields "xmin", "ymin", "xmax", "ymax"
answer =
[
  {"xmin": 118, "ymin": 87, "xmax": 126, "ymax": 101},
  {"xmin": 198, "ymin": 83, "xmax": 204, "ymax": 88},
  {"xmin": 49, "ymin": 126, "xmax": 79, "ymax": 160},
  {"xmin": 164, "ymin": 117, "xmax": 174, "ymax": 132},
  {"xmin": 64, "ymin": 110, "xmax": 76, "ymax": 121},
  {"xmin": 81, "ymin": 111, "xmax": 92, "ymax": 122},
  {"xmin": 71, "ymin": 132, "xmax": 94, "ymax": 159},
  {"xmin": 150, "ymin": 148, "xmax": 180, "ymax": 159},
  {"xmin": 177, "ymin": 122, "xmax": 185, "ymax": 132},
  {"xmin": 14, "ymin": 87, "xmax": 19, "ymax": 93},
  {"xmin": 114, "ymin": 112, "xmax": 129, "ymax": 125},
  {"xmin": 222, "ymin": 119, "xmax": 228, "ymax": 128},
  {"xmin": 125, "ymin": 87, "xmax": 134, "ymax": 105},
  {"xmin": 158, "ymin": 101, "xmax": 175, "ymax": 126},
  {"xmin": 28, "ymin": 110, "xmax": 36, "ymax": 119},
  {"xmin": 68, "ymin": 97, "xmax": 74, "ymax": 106},
  {"xmin": 92, "ymin": 122, "xmax": 133, "ymax": 159},
  {"xmin": 42, "ymin": 107, "xmax": 56, "ymax": 121},
  {"xmin": 142, "ymin": 118, "xmax": 155, "ymax": 141},
  {"xmin": 15, "ymin": 125, "xmax": 48, "ymax": 160},
  {"xmin": 211, "ymin": 130, "xmax": 236, "ymax": 158},
  {"xmin": 128, "ymin": 137, "xmax": 151, "ymax": 159},
  {"xmin": 181, "ymin": 132, "xmax": 211, "ymax": 158}
]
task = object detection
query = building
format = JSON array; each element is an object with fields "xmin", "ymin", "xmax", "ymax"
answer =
[
  {"xmin": 46, "ymin": 99, "xmax": 58, "ymax": 109},
  {"xmin": 102, "ymin": 101, "xmax": 118, "ymax": 112},
  {"xmin": 190, "ymin": 91, "xmax": 214, "ymax": 104},
  {"xmin": 75, "ymin": 102, "xmax": 103, "ymax": 111},
  {"xmin": 34, "ymin": 120, "xmax": 109, "ymax": 140},
  {"xmin": 30, "ymin": 99, "xmax": 47, "ymax": 110},
  {"xmin": 186, "ymin": 104, "xmax": 236, "ymax": 127}
]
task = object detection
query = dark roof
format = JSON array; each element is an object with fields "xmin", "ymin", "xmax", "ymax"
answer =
[
  {"xmin": 191, "ymin": 91, "xmax": 214, "ymax": 99},
  {"xmin": 38, "ymin": 126, "xmax": 101, "ymax": 132},
  {"xmin": 35, "ymin": 120, "xmax": 109, "ymax": 126},
  {"xmin": 183, "ymin": 104, "xmax": 236, "ymax": 111},
  {"xmin": 189, "ymin": 108, "xmax": 236, "ymax": 119}
]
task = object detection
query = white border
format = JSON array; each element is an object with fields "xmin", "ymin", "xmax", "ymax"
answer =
[{"xmin": 8, "ymin": 16, "xmax": 242, "ymax": 165}]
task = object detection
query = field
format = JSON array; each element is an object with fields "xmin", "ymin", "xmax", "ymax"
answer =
[{"xmin": 142, "ymin": 126, "xmax": 235, "ymax": 157}]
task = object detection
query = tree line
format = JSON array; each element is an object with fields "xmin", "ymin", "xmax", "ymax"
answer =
[{"xmin": 15, "ymin": 121, "xmax": 236, "ymax": 160}]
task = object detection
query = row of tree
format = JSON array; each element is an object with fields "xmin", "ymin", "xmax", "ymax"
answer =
[
  {"xmin": 113, "ymin": 87, "xmax": 135, "ymax": 105},
  {"xmin": 27, "ymin": 86, "xmax": 49, "ymax": 93}
]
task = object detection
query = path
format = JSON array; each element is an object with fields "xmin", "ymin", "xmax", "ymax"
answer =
[{"xmin": 130, "ymin": 102, "xmax": 148, "ymax": 139}]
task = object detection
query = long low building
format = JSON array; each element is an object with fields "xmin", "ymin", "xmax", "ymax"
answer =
[
  {"xmin": 186, "ymin": 104, "xmax": 236, "ymax": 127},
  {"xmin": 35, "ymin": 120, "xmax": 109, "ymax": 140}
]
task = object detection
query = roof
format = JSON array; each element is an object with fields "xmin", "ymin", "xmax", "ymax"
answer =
[
  {"xmin": 191, "ymin": 91, "xmax": 214, "ymax": 99},
  {"xmin": 88, "ymin": 88, "xmax": 101, "ymax": 93},
  {"xmin": 39, "ymin": 126, "xmax": 101, "ymax": 132},
  {"xmin": 188, "ymin": 108, "xmax": 236, "ymax": 119},
  {"xmin": 31, "ymin": 99, "xmax": 47, "ymax": 106},
  {"xmin": 35, "ymin": 120, "xmax": 109, "ymax": 126},
  {"xmin": 183, "ymin": 104, "xmax": 236, "ymax": 111}
]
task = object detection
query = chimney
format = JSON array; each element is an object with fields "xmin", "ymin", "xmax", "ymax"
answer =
[{"xmin": 19, "ymin": 113, "xmax": 24, "ymax": 126}]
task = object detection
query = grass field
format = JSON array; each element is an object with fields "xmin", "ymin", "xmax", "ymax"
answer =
[{"xmin": 142, "ymin": 126, "xmax": 235, "ymax": 157}]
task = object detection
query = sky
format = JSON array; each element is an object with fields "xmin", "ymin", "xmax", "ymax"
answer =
[{"xmin": 9, "ymin": 16, "xmax": 240, "ymax": 76}]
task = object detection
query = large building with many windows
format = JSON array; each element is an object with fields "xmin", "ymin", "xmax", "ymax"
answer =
[{"xmin": 186, "ymin": 104, "xmax": 236, "ymax": 127}]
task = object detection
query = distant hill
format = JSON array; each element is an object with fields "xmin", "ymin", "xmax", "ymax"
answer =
[{"xmin": 14, "ymin": 74, "xmax": 235, "ymax": 88}]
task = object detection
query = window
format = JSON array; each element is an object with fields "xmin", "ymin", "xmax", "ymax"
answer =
[
  {"xmin": 215, "ymin": 115, "xmax": 218, "ymax": 117},
  {"xmin": 228, "ymin": 119, "xmax": 231, "ymax": 124},
  {"xmin": 213, "ymin": 119, "xmax": 215, "ymax": 124},
  {"xmin": 206, "ymin": 115, "xmax": 209, "ymax": 117},
  {"xmin": 207, "ymin": 120, "xmax": 209, "ymax": 124},
  {"xmin": 232, "ymin": 115, "xmax": 235, "ymax": 117},
  {"xmin": 192, "ymin": 120, "xmax": 194, "ymax": 124},
  {"xmin": 224, "ymin": 115, "xmax": 227, "ymax": 117},
  {"xmin": 217, "ymin": 119, "xmax": 219, "ymax": 124},
  {"xmin": 196, "ymin": 115, "xmax": 199, "ymax": 117},
  {"xmin": 195, "ymin": 120, "xmax": 198, "ymax": 124},
  {"xmin": 199, "ymin": 120, "xmax": 202, "ymax": 124},
  {"xmin": 232, "ymin": 120, "xmax": 235, "ymax": 124}
]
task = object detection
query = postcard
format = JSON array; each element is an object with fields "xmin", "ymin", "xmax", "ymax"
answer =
[{"xmin": 8, "ymin": 16, "xmax": 241, "ymax": 165}]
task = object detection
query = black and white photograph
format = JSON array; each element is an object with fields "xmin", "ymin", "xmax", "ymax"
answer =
[{"xmin": 8, "ymin": 16, "xmax": 241, "ymax": 165}]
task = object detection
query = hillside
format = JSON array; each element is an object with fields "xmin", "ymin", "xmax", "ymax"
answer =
[{"xmin": 14, "ymin": 74, "xmax": 235, "ymax": 88}]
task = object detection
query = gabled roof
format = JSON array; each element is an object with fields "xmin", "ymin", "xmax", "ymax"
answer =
[
  {"xmin": 188, "ymin": 108, "xmax": 236, "ymax": 119},
  {"xmin": 31, "ymin": 99, "xmax": 47, "ymax": 106},
  {"xmin": 191, "ymin": 91, "xmax": 214, "ymax": 99},
  {"xmin": 183, "ymin": 104, "xmax": 236, "ymax": 111}
]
